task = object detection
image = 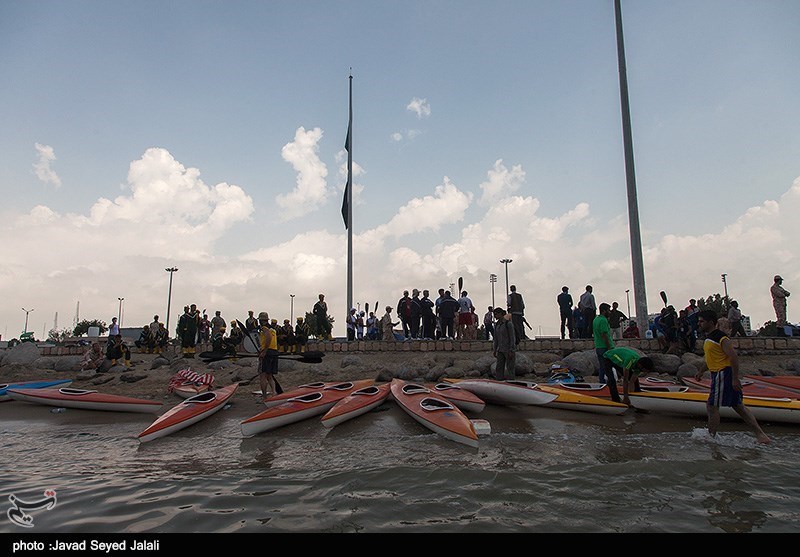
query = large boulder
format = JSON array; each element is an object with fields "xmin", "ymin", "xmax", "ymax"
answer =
[
  {"xmin": 120, "ymin": 373, "xmax": 148, "ymax": 383},
  {"xmin": 33, "ymin": 357, "xmax": 57, "ymax": 370},
  {"xmin": 648, "ymin": 353, "xmax": 682, "ymax": 375},
  {"xmin": 561, "ymin": 350, "xmax": 599, "ymax": 376},
  {"xmin": 54, "ymin": 356, "xmax": 83, "ymax": 372},
  {"xmin": 2, "ymin": 343, "xmax": 41, "ymax": 365},
  {"xmin": 150, "ymin": 357, "xmax": 170, "ymax": 370},
  {"xmin": 340, "ymin": 355, "xmax": 363, "ymax": 368},
  {"xmin": 473, "ymin": 355, "xmax": 495, "ymax": 374},
  {"xmin": 676, "ymin": 362, "xmax": 699, "ymax": 380},
  {"xmin": 76, "ymin": 369, "xmax": 97, "ymax": 380},
  {"xmin": 681, "ymin": 352, "xmax": 704, "ymax": 368}
]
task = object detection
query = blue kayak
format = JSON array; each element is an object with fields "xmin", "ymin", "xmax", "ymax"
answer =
[{"xmin": 0, "ymin": 379, "xmax": 74, "ymax": 402}]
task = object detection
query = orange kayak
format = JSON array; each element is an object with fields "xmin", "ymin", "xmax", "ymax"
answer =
[
  {"xmin": 242, "ymin": 379, "xmax": 373, "ymax": 436},
  {"xmin": 391, "ymin": 379, "xmax": 478, "ymax": 448},
  {"xmin": 138, "ymin": 383, "xmax": 239, "ymax": 442},
  {"xmin": 261, "ymin": 380, "xmax": 374, "ymax": 408},
  {"xmin": 7, "ymin": 387, "xmax": 162, "ymax": 413},
  {"xmin": 745, "ymin": 375, "xmax": 800, "ymax": 396},
  {"xmin": 320, "ymin": 383, "xmax": 392, "ymax": 428}
]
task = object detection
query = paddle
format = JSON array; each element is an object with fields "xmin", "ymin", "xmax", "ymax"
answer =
[
  {"xmin": 660, "ymin": 291, "xmax": 668, "ymax": 308},
  {"xmin": 198, "ymin": 350, "xmax": 325, "ymax": 364},
  {"xmin": 458, "ymin": 276, "xmax": 463, "ymax": 295}
]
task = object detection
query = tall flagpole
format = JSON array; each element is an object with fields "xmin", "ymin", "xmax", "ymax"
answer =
[
  {"xmin": 614, "ymin": 0, "xmax": 648, "ymax": 335},
  {"xmin": 344, "ymin": 72, "xmax": 354, "ymax": 319}
]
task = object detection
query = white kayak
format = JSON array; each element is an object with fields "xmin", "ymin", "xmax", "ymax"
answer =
[{"xmin": 444, "ymin": 378, "xmax": 557, "ymax": 406}]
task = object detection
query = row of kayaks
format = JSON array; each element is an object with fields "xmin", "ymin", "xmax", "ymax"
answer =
[{"xmin": 4, "ymin": 374, "xmax": 800, "ymax": 447}]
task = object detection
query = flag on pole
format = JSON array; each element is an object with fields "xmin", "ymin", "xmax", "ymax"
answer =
[{"xmin": 341, "ymin": 120, "xmax": 351, "ymax": 229}]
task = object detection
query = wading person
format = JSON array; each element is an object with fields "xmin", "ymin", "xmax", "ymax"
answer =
[{"xmin": 694, "ymin": 310, "xmax": 770, "ymax": 444}]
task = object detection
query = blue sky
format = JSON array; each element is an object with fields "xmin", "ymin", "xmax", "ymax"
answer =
[{"xmin": 1, "ymin": 0, "xmax": 799, "ymax": 339}]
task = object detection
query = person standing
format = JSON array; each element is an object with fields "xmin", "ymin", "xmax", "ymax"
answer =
[
  {"xmin": 578, "ymin": 285, "xmax": 596, "ymax": 339},
  {"xmin": 771, "ymin": 275, "xmax": 790, "ymax": 326},
  {"xmin": 178, "ymin": 304, "xmax": 200, "ymax": 358},
  {"xmin": 294, "ymin": 317, "xmax": 310, "ymax": 353},
  {"xmin": 198, "ymin": 313, "xmax": 211, "ymax": 344},
  {"xmin": 396, "ymin": 290, "xmax": 414, "ymax": 339},
  {"xmin": 457, "ymin": 291, "xmax": 474, "ymax": 340},
  {"xmin": 366, "ymin": 311, "xmax": 379, "ymax": 341},
  {"xmin": 245, "ymin": 310, "xmax": 259, "ymax": 333},
  {"xmin": 557, "ymin": 287, "xmax": 573, "ymax": 340},
  {"xmin": 409, "ymin": 289, "xmax": 423, "ymax": 339},
  {"xmin": 346, "ymin": 308, "xmax": 357, "ymax": 341},
  {"xmin": 211, "ymin": 311, "xmax": 226, "ymax": 338},
  {"xmin": 684, "ymin": 299, "xmax": 700, "ymax": 351},
  {"xmin": 434, "ymin": 288, "xmax": 446, "ymax": 339},
  {"xmin": 483, "ymin": 306, "xmax": 495, "ymax": 340},
  {"xmin": 313, "ymin": 294, "xmax": 332, "ymax": 340},
  {"xmin": 727, "ymin": 301, "xmax": 746, "ymax": 338},
  {"xmin": 507, "ymin": 285, "xmax": 526, "ymax": 344},
  {"xmin": 149, "ymin": 315, "xmax": 160, "ymax": 336},
  {"xmin": 356, "ymin": 311, "xmax": 366, "ymax": 340},
  {"xmin": 572, "ymin": 305, "xmax": 584, "ymax": 339},
  {"xmin": 380, "ymin": 306, "xmax": 399, "ymax": 341},
  {"xmin": 492, "ymin": 308, "xmax": 516, "ymax": 380},
  {"xmin": 257, "ymin": 311, "xmax": 279, "ymax": 399},
  {"xmin": 108, "ymin": 317, "xmax": 120, "ymax": 337},
  {"xmin": 608, "ymin": 302, "xmax": 627, "ymax": 341},
  {"xmin": 420, "ymin": 290, "xmax": 436, "ymax": 340},
  {"xmin": 694, "ymin": 310, "xmax": 770, "ymax": 444},
  {"xmin": 593, "ymin": 303, "xmax": 615, "ymax": 383},
  {"xmin": 438, "ymin": 291, "xmax": 460, "ymax": 340}
]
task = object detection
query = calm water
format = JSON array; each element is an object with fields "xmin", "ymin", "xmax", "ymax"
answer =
[{"xmin": 1, "ymin": 398, "xmax": 799, "ymax": 533}]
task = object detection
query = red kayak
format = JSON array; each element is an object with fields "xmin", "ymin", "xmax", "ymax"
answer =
[
  {"xmin": 745, "ymin": 375, "xmax": 800, "ymax": 396},
  {"xmin": 138, "ymin": 383, "xmax": 239, "ymax": 442},
  {"xmin": 391, "ymin": 379, "xmax": 478, "ymax": 448},
  {"xmin": 261, "ymin": 381, "xmax": 374, "ymax": 408},
  {"xmin": 7, "ymin": 387, "xmax": 162, "ymax": 413},
  {"xmin": 683, "ymin": 376, "xmax": 799, "ymax": 400},
  {"xmin": 242, "ymin": 379, "xmax": 373, "ymax": 436},
  {"xmin": 320, "ymin": 383, "xmax": 392, "ymax": 428}
]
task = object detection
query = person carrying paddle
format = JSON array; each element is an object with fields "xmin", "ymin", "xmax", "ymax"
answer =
[
  {"xmin": 257, "ymin": 312, "xmax": 279, "ymax": 399},
  {"xmin": 601, "ymin": 347, "xmax": 653, "ymax": 406},
  {"xmin": 694, "ymin": 310, "xmax": 770, "ymax": 444}
]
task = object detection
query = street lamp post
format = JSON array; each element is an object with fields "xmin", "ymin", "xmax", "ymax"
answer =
[
  {"xmin": 721, "ymin": 273, "xmax": 729, "ymax": 309},
  {"xmin": 165, "ymin": 267, "xmax": 178, "ymax": 337},
  {"xmin": 500, "ymin": 259, "xmax": 513, "ymax": 300},
  {"xmin": 21, "ymin": 307, "xmax": 34, "ymax": 334},
  {"xmin": 118, "ymin": 297, "xmax": 124, "ymax": 327},
  {"xmin": 489, "ymin": 274, "xmax": 497, "ymax": 308},
  {"xmin": 625, "ymin": 289, "xmax": 631, "ymax": 317},
  {"xmin": 290, "ymin": 294, "xmax": 295, "ymax": 323}
]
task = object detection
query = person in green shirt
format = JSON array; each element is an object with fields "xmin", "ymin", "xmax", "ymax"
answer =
[
  {"xmin": 602, "ymin": 346, "xmax": 654, "ymax": 406},
  {"xmin": 593, "ymin": 303, "xmax": 615, "ymax": 383}
]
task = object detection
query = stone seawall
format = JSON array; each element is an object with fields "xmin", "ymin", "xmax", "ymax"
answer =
[{"xmin": 37, "ymin": 336, "xmax": 800, "ymax": 357}]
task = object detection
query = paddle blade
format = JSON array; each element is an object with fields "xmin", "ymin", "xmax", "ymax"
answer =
[
  {"xmin": 660, "ymin": 291, "xmax": 668, "ymax": 307},
  {"xmin": 365, "ymin": 302, "xmax": 369, "ymax": 315},
  {"xmin": 458, "ymin": 277, "xmax": 463, "ymax": 294}
]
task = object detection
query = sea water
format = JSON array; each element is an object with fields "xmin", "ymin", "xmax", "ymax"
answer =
[{"xmin": 1, "ymin": 401, "xmax": 798, "ymax": 533}]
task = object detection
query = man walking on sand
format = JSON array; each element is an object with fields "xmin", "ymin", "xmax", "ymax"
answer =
[{"xmin": 695, "ymin": 310, "xmax": 770, "ymax": 444}]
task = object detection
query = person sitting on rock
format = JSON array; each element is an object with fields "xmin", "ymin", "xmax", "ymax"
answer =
[
  {"xmin": 212, "ymin": 326, "xmax": 236, "ymax": 356},
  {"xmin": 134, "ymin": 325, "xmax": 154, "ymax": 353},
  {"xmin": 105, "ymin": 334, "xmax": 132, "ymax": 368},
  {"xmin": 81, "ymin": 342, "xmax": 105, "ymax": 371},
  {"xmin": 154, "ymin": 323, "xmax": 169, "ymax": 354}
]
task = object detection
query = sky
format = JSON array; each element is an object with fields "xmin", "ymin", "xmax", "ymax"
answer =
[{"xmin": 1, "ymin": 0, "xmax": 799, "ymax": 339}]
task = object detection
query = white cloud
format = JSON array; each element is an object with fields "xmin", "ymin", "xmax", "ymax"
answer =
[
  {"xmin": 478, "ymin": 159, "xmax": 525, "ymax": 205},
  {"xmin": 406, "ymin": 97, "xmax": 431, "ymax": 119},
  {"xmin": 390, "ymin": 132, "xmax": 403, "ymax": 142},
  {"xmin": 33, "ymin": 143, "xmax": 62, "ymax": 188},
  {"xmin": 275, "ymin": 127, "xmax": 330, "ymax": 220}
]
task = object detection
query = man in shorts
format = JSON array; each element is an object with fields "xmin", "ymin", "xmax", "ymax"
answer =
[
  {"xmin": 694, "ymin": 310, "xmax": 770, "ymax": 444},
  {"xmin": 257, "ymin": 312, "xmax": 279, "ymax": 399}
]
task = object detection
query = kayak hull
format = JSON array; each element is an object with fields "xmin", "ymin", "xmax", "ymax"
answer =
[
  {"xmin": 0, "ymin": 379, "xmax": 73, "ymax": 402},
  {"xmin": 138, "ymin": 383, "xmax": 239, "ymax": 442},
  {"xmin": 426, "ymin": 383, "xmax": 486, "ymax": 413},
  {"xmin": 7, "ymin": 388, "xmax": 162, "ymax": 413},
  {"xmin": 445, "ymin": 378, "xmax": 557, "ymax": 406},
  {"xmin": 320, "ymin": 383, "xmax": 392, "ymax": 428},
  {"xmin": 627, "ymin": 390, "xmax": 800, "ymax": 424},
  {"xmin": 391, "ymin": 379, "xmax": 478, "ymax": 448},
  {"xmin": 242, "ymin": 380, "xmax": 373, "ymax": 436}
]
